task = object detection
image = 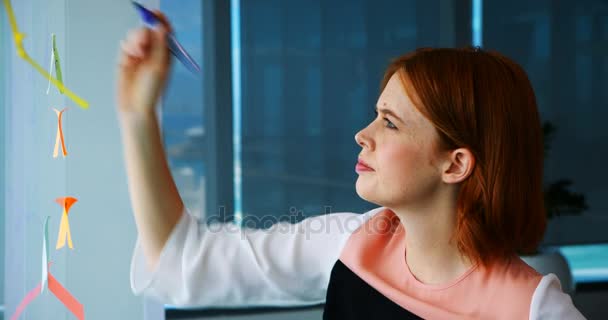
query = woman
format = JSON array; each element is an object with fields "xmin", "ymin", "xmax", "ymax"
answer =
[{"xmin": 117, "ymin": 13, "xmax": 585, "ymax": 319}]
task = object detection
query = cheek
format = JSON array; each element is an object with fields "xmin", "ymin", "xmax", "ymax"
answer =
[
  {"xmin": 377, "ymin": 141, "xmax": 437, "ymax": 194},
  {"xmin": 378, "ymin": 142, "xmax": 425, "ymax": 177}
]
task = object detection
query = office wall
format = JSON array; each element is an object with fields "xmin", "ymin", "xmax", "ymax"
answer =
[
  {"xmin": 1, "ymin": 0, "xmax": 7, "ymax": 310},
  {"xmin": 4, "ymin": 0, "xmax": 163, "ymax": 319}
]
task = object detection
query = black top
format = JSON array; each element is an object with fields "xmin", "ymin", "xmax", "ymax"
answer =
[{"xmin": 324, "ymin": 260, "xmax": 423, "ymax": 319}]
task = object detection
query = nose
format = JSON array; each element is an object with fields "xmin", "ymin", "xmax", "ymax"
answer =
[{"xmin": 355, "ymin": 129, "xmax": 374, "ymax": 150}]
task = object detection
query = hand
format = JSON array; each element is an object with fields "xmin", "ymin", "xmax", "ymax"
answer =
[{"xmin": 117, "ymin": 11, "xmax": 173, "ymax": 114}]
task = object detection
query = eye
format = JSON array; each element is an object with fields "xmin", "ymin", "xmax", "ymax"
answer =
[
  {"xmin": 374, "ymin": 110, "xmax": 397, "ymax": 130},
  {"xmin": 384, "ymin": 118, "xmax": 397, "ymax": 130}
]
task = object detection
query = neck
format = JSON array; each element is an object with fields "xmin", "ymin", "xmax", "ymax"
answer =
[{"xmin": 391, "ymin": 188, "xmax": 474, "ymax": 285}]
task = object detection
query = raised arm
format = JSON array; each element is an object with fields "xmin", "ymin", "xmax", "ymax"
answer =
[
  {"xmin": 116, "ymin": 10, "xmax": 384, "ymax": 308},
  {"xmin": 116, "ymin": 12, "xmax": 183, "ymax": 269}
]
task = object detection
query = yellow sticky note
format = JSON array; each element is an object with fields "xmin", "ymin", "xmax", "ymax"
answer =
[
  {"xmin": 55, "ymin": 197, "xmax": 77, "ymax": 250},
  {"xmin": 56, "ymin": 210, "xmax": 73, "ymax": 249}
]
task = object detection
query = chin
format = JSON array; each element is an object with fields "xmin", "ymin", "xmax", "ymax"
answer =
[
  {"xmin": 355, "ymin": 180, "xmax": 378, "ymax": 204},
  {"xmin": 356, "ymin": 180, "xmax": 398, "ymax": 210}
]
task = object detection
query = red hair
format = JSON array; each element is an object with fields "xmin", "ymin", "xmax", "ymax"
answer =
[{"xmin": 382, "ymin": 47, "xmax": 546, "ymax": 267}]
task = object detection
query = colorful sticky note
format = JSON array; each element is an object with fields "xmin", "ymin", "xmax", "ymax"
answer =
[
  {"xmin": 55, "ymin": 197, "xmax": 78, "ymax": 249},
  {"xmin": 46, "ymin": 34, "xmax": 64, "ymax": 94},
  {"xmin": 41, "ymin": 216, "xmax": 50, "ymax": 293},
  {"xmin": 48, "ymin": 273, "xmax": 85, "ymax": 320},
  {"xmin": 46, "ymin": 37, "xmax": 55, "ymax": 94},
  {"xmin": 2, "ymin": 0, "xmax": 89, "ymax": 108},
  {"xmin": 52, "ymin": 34, "xmax": 64, "ymax": 94},
  {"xmin": 10, "ymin": 283, "xmax": 42, "ymax": 320},
  {"xmin": 53, "ymin": 108, "xmax": 68, "ymax": 158},
  {"xmin": 11, "ymin": 219, "xmax": 85, "ymax": 320},
  {"xmin": 11, "ymin": 272, "xmax": 84, "ymax": 320}
]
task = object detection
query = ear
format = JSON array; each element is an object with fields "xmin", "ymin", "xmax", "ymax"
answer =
[{"xmin": 442, "ymin": 148, "xmax": 475, "ymax": 184}]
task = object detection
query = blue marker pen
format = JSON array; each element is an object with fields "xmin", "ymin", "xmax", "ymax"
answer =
[{"xmin": 132, "ymin": 1, "xmax": 201, "ymax": 74}]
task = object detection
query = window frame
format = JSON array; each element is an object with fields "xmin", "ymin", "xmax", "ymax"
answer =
[{"xmin": 202, "ymin": 0, "xmax": 235, "ymax": 224}]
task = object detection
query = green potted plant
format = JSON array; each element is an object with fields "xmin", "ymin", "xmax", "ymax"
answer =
[{"xmin": 521, "ymin": 122, "xmax": 588, "ymax": 294}]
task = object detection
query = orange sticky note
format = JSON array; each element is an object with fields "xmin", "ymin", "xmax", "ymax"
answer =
[
  {"xmin": 48, "ymin": 273, "xmax": 85, "ymax": 320},
  {"xmin": 53, "ymin": 108, "xmax": 68, "ymax": 158},
  {"xmin": 55, "ymin": 197, "xmax": 77, "ymax": 249}
]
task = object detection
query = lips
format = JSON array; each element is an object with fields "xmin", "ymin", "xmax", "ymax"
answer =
[{"xmin": 356, "ymin": 158, "xmax": 374, "ymax": 171}]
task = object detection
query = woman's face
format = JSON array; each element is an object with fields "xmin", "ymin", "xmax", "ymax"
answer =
[{"xmin": 355, "ymin": 72, "xmax": 445, "ymax": 210}]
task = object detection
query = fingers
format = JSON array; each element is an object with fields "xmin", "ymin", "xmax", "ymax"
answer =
[
  {"xmin": 118, "ymin": 27, "xmax": 153, "ymax": 68},
  {"xmin": 118, "ymin": 40, "xmax": 140, "ymax": 69},
  {"xmin": 146, "ymin": 11, "xmax": 171, "ymax": 65},
  {"xmin": 127, "ymin": 28, "xmax": 152, "ymax": 57},
  {"xmin": 151, "ymin": 10, "xmax": 173, "ymax": 34},
  {"xmin": 118, "ymin": 8, "xmax": 173, "ymax": 64}
]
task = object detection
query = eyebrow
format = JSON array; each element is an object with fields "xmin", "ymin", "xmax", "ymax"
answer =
[{"xmin": 375, "ymin": 106, "xmax": 405, "ymax": 125}]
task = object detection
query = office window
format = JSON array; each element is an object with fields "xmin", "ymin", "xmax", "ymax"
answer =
[
  {"xmin": 483, "ymin": 0, "xmax": 608, "ymax": 245},
  {"xmin": 239, "ymin": 0, "xmax": 452, "ymax": 224},
  {"xmin": 160, "ymin": 0, "xmax": 206, "ymax": 218},
  {"xmin": 483, "ymin": 0, "xmax": 608, "ymax": 283}
]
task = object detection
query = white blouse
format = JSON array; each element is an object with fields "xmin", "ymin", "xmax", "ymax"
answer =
[{"xmin": 130, "ymin": 207, "xmax": 586, "ymax": 319}]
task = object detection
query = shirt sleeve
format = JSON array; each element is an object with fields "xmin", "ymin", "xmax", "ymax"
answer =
[
  {"xmin": 529, "ymin": 273, "xmax": 587, "ymax": 319},
  {"xmin": 130, "ymin": 206, "xmax": 384, "ymax": 307}
]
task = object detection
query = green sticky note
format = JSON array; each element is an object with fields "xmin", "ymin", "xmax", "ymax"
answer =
[{"xmin": 51, "ymin": 34, "xmax": 64, "ymax": 94}]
